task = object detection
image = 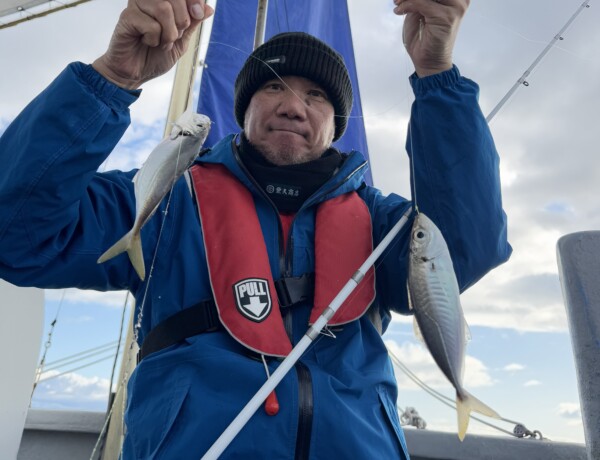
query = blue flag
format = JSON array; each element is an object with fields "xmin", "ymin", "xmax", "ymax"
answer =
[{"xmin": 197, "ymin": 0, "xmax": 372, "ymax": 184}]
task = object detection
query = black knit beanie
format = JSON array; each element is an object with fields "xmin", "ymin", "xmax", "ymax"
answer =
[{"xmin": 234, "ymin": 32, "xmax": 353, "ymax": 141}]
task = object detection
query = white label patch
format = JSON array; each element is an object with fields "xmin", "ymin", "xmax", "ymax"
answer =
[{"xmin": 233, "ymin": 278, "xmax": 272, "ymax": 322}]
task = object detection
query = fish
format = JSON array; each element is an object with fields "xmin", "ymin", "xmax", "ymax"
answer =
[
  {"xmin": 407, "ymin": 212, "xmax": 500, "ymax": 441},
  {"xmin": 97, "ymin": 109, "xmax": 211, "ymax": 280}
]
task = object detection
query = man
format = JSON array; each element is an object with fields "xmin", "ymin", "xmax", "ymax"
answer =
[{"xmin": 0, "ymin": 0, "xmax": 511, "ymax": 458}]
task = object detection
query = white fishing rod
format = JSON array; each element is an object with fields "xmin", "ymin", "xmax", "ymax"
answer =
[
  {"xmin": 201, "ymin": 207, "xmax": 413, "ymax": 460},
  {"xmin": 486, "ymin": 0, "xmax": 591, "ymax": 122}
]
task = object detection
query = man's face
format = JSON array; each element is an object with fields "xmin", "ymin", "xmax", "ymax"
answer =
[{"xmin": 243, "ymin": 76, "xmax": 336, "ymax": 166}]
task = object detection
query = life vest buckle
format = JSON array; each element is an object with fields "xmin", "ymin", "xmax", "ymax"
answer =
[{"xmin": 274, "ymin": 273, "xmax": 315, "ymax": 309}]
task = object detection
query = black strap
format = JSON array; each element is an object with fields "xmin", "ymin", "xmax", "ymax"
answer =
[
  {"xmin": 138, "ymin": 299, "xmax": 220, "ymax": 362},
  {"xmin": 137, "ymin": 274, "xmax": 315, "ymax": 361}
]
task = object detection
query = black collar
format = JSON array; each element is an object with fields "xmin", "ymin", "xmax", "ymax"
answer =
[{"xmin": 237, "ymin": 134, "xmax": 343, "ymax": 212}]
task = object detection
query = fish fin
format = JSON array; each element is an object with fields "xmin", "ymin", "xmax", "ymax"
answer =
[
  {"xmin": 464, "ymin": 319, "xmax": 472, "ymax": 342},
  {"xmin": 97, "ymin": 232, "xmax": 132, "ymax": 265},
  {"xmin": 407, "ymin": 282, "xmax": 414, "ymax": 310},
  {"xmin": 127, "ymin": 233, "xmax": 145, "ymax": 281},
  {"xmin": 412, "ymin": 317, "xmax": 425, "ymax": 344},
  {"xmin": 456, "ymin": 390, "xmax": 501, "ymax": 441},
  {"xmin": 97, "ymin": 231, "xmax": 146, "ymax": 281}
]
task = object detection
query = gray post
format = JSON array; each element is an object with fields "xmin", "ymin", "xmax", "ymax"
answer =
[{"xmin": 556, "ymin": 231, "xmax": 600, "ymax": 460}]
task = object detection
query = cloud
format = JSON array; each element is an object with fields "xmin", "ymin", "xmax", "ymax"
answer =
[
  {"xmin": 31, "ymin": 371, "xmax": 110, "ymax": 411},
  {"xmin": 386, "ymin": 340, "xmax": 496, "ymax": 391},
  {"xmin": 556, "ymin": 402, "xmax": 581, "ymax": 420},
  {"xmin": 460, "ymin": 271, "xmax": 569, "ymax": 333},
  {"xmin": 523, "ymin": 380, "xmax": 542, "ymax": 387},
  {"xmin": 503, "ymin": 363, "xmax": 525, "ymax": 372},
  {"xmin": 45, "ymin": 288, "xmax": 132, "ymax": 309}
]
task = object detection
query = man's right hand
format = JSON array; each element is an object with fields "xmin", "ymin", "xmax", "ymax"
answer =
[{"xmin": 92, "ymin": 0, "xmax": 214, "ymax": 90}]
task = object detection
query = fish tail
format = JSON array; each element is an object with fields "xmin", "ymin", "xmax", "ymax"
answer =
[
  {"xmin": 97, "ymin": 231, "xmax": 146, "ymax": 280},
  {"xmin": 456, "ymin": 390, "xmax": 501, "ymax": 441},
  {"xmin": 127, "ymin": 233, "xmax": 145, "ymax": 281}
]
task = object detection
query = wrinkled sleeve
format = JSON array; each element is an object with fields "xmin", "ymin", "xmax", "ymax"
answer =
[
  {"xmin": 369, "ymin": 65, "xmax": 512, "ymax": 316},
  {"xmin": 0, "ymin": 62, "xmax": 141, "ymax": 291}
]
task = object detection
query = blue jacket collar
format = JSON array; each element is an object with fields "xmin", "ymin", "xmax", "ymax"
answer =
[{"xmin": 197, "ymin": 133, "xmax": 370, "ymax": 205}]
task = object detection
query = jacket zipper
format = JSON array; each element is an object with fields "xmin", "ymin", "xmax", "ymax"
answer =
[
  {"xmin": 294, "ymin": 361, "xmax": 313, "ymax": 460},
  {"xmin": 233, "ymin": 148, "xmax": 311, "ymax": 460}
]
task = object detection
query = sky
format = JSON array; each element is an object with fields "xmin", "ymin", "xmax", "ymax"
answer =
[{"xmin": 1, "ymin": 0, "xmax": 597, "ymax": 447}]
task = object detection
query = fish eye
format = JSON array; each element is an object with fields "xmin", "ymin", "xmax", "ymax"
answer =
[{"xmin": 416, "ymin": 230, "xmax": 426, "ymax": 239}]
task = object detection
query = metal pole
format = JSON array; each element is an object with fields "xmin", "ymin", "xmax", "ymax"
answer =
[
  {"xmin": 253, "ymin": 0, "xmax": 269, "ymax": 49},
  {"xmin": 486, "ymin": 0, "xmax": 591, "ymax": 122},
  {"xmin": 164, "ymin": 21, "xmax": 205, "ymax": 136},
  {"xmin": 0, "ymin": 0, "xmax": 92, "ymax": 30},
  {"xmin": 557, "ymin": 231, "xmax": 600, "ymax": 460},
  {"xmin": 201, "ymin": 208, "xmax": 413, "ymax": 460}
]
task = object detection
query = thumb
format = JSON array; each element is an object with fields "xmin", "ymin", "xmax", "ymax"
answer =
[
  {"xmin": 181, "ymin": 4, "xmax": 213, "ymax": 46},
  {"xmin": 188, "ymin": 2, "xmax": 214, "ymax": 21}
]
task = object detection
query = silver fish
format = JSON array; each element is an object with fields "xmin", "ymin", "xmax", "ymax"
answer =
[
  {"xmin": 97, "ymin": 110, "xmax": 211, "ymax": 280},
  {"xmin": 407, "ymin": 212, "xmax": 500, "ymax": 440}
]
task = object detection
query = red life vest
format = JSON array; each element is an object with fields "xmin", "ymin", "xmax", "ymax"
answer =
[{"xmin": 190, "ymin": 163, "xmax": 375, "ymax": 357}]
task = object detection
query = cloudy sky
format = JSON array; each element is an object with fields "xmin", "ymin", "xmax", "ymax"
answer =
[{"xmin": 2, "ymin": 0, "xmax": 597, "ymax": 446}]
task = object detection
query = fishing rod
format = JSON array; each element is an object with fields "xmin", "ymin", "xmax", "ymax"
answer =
[
  {"xmin": 201, "ymin": 207, "xmax": 413, "ymax": 460},
  {"xmin": 486, "ymin": 0, "xmax": 591, "ymax": 122}
]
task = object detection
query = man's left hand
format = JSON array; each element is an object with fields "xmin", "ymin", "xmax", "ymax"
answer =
[{"xmin": 393, "ymin": 0, "xmax": 470, "ymax": 77}]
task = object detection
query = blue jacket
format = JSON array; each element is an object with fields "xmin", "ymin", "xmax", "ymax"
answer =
[{"xmin": 0, "ymin": 62, "xmax": 511, "ymax": 459}]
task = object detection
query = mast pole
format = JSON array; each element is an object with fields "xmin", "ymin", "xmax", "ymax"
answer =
[
  {"xmin": 486, "ymin": 0, "xmax": 591, "ymax": 122},
  {"xmin": 164, "ymin": 21, "xmax": 206, "ymax": 135},
  {"xmin": 253, "ymin": 0, "xmax": 269, "ymax": 49}
]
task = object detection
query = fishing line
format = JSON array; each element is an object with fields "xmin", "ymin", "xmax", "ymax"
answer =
[
  {"xmin": 487, "ymin": 0, "xmax": 592, "ymax": 122},
  {"xmin": 92, "ymin": 23, "xmax": 208, "ymax": 460},
  {"xmin": 388, "ymin": 349, "xmax": 522, "ymax": 438},
  {"xmin": 128, "ymin": 23, "xmax": 207, "ymax": 347},
  {"xmin": 394, "ymin": 348, "xmax": 544, "ymax": 439},
  {"xmin": 92, "ymin": 119, "xmax": 190, "ymax": 460},
  {"xmin": 97, "ymin": 109, "xmax": 195, "ymax": 460},
  {"xmin": 207, "ymin": 40, "xmax": 410, "ymax": 123},
  {"xmin": 470, "ymin": 8, "xmax": 595, "ymax": 64}
]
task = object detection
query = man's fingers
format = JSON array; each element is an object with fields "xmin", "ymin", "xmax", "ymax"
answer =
[
  {"xmin": 187, "ymin": 0, "xmax": 206, "ymax": 20},
  {"xmin": 203, "ymin": 4, "xmax": 215, "ymax": 20},
  {"xmin": 395, "ymin": 0, "xmax": 469, "ymax": 16},
  {"xmin": 394, "ymin": 0, "xmax": 443, "ymax": 16},
  {"xmin": 134, "ymin": 0, "xmax": 210, "ymax": 49},
  {"xmin": 393, "ymin": 0, "xmax": 467, "ymax": 16},
  {"xmin": 118, "ymin": 7, "xmax": 162, "ymax": 49},
  {"xmin": 168, "ymin": 0, "xmax": 192, "ymax": 32}
]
